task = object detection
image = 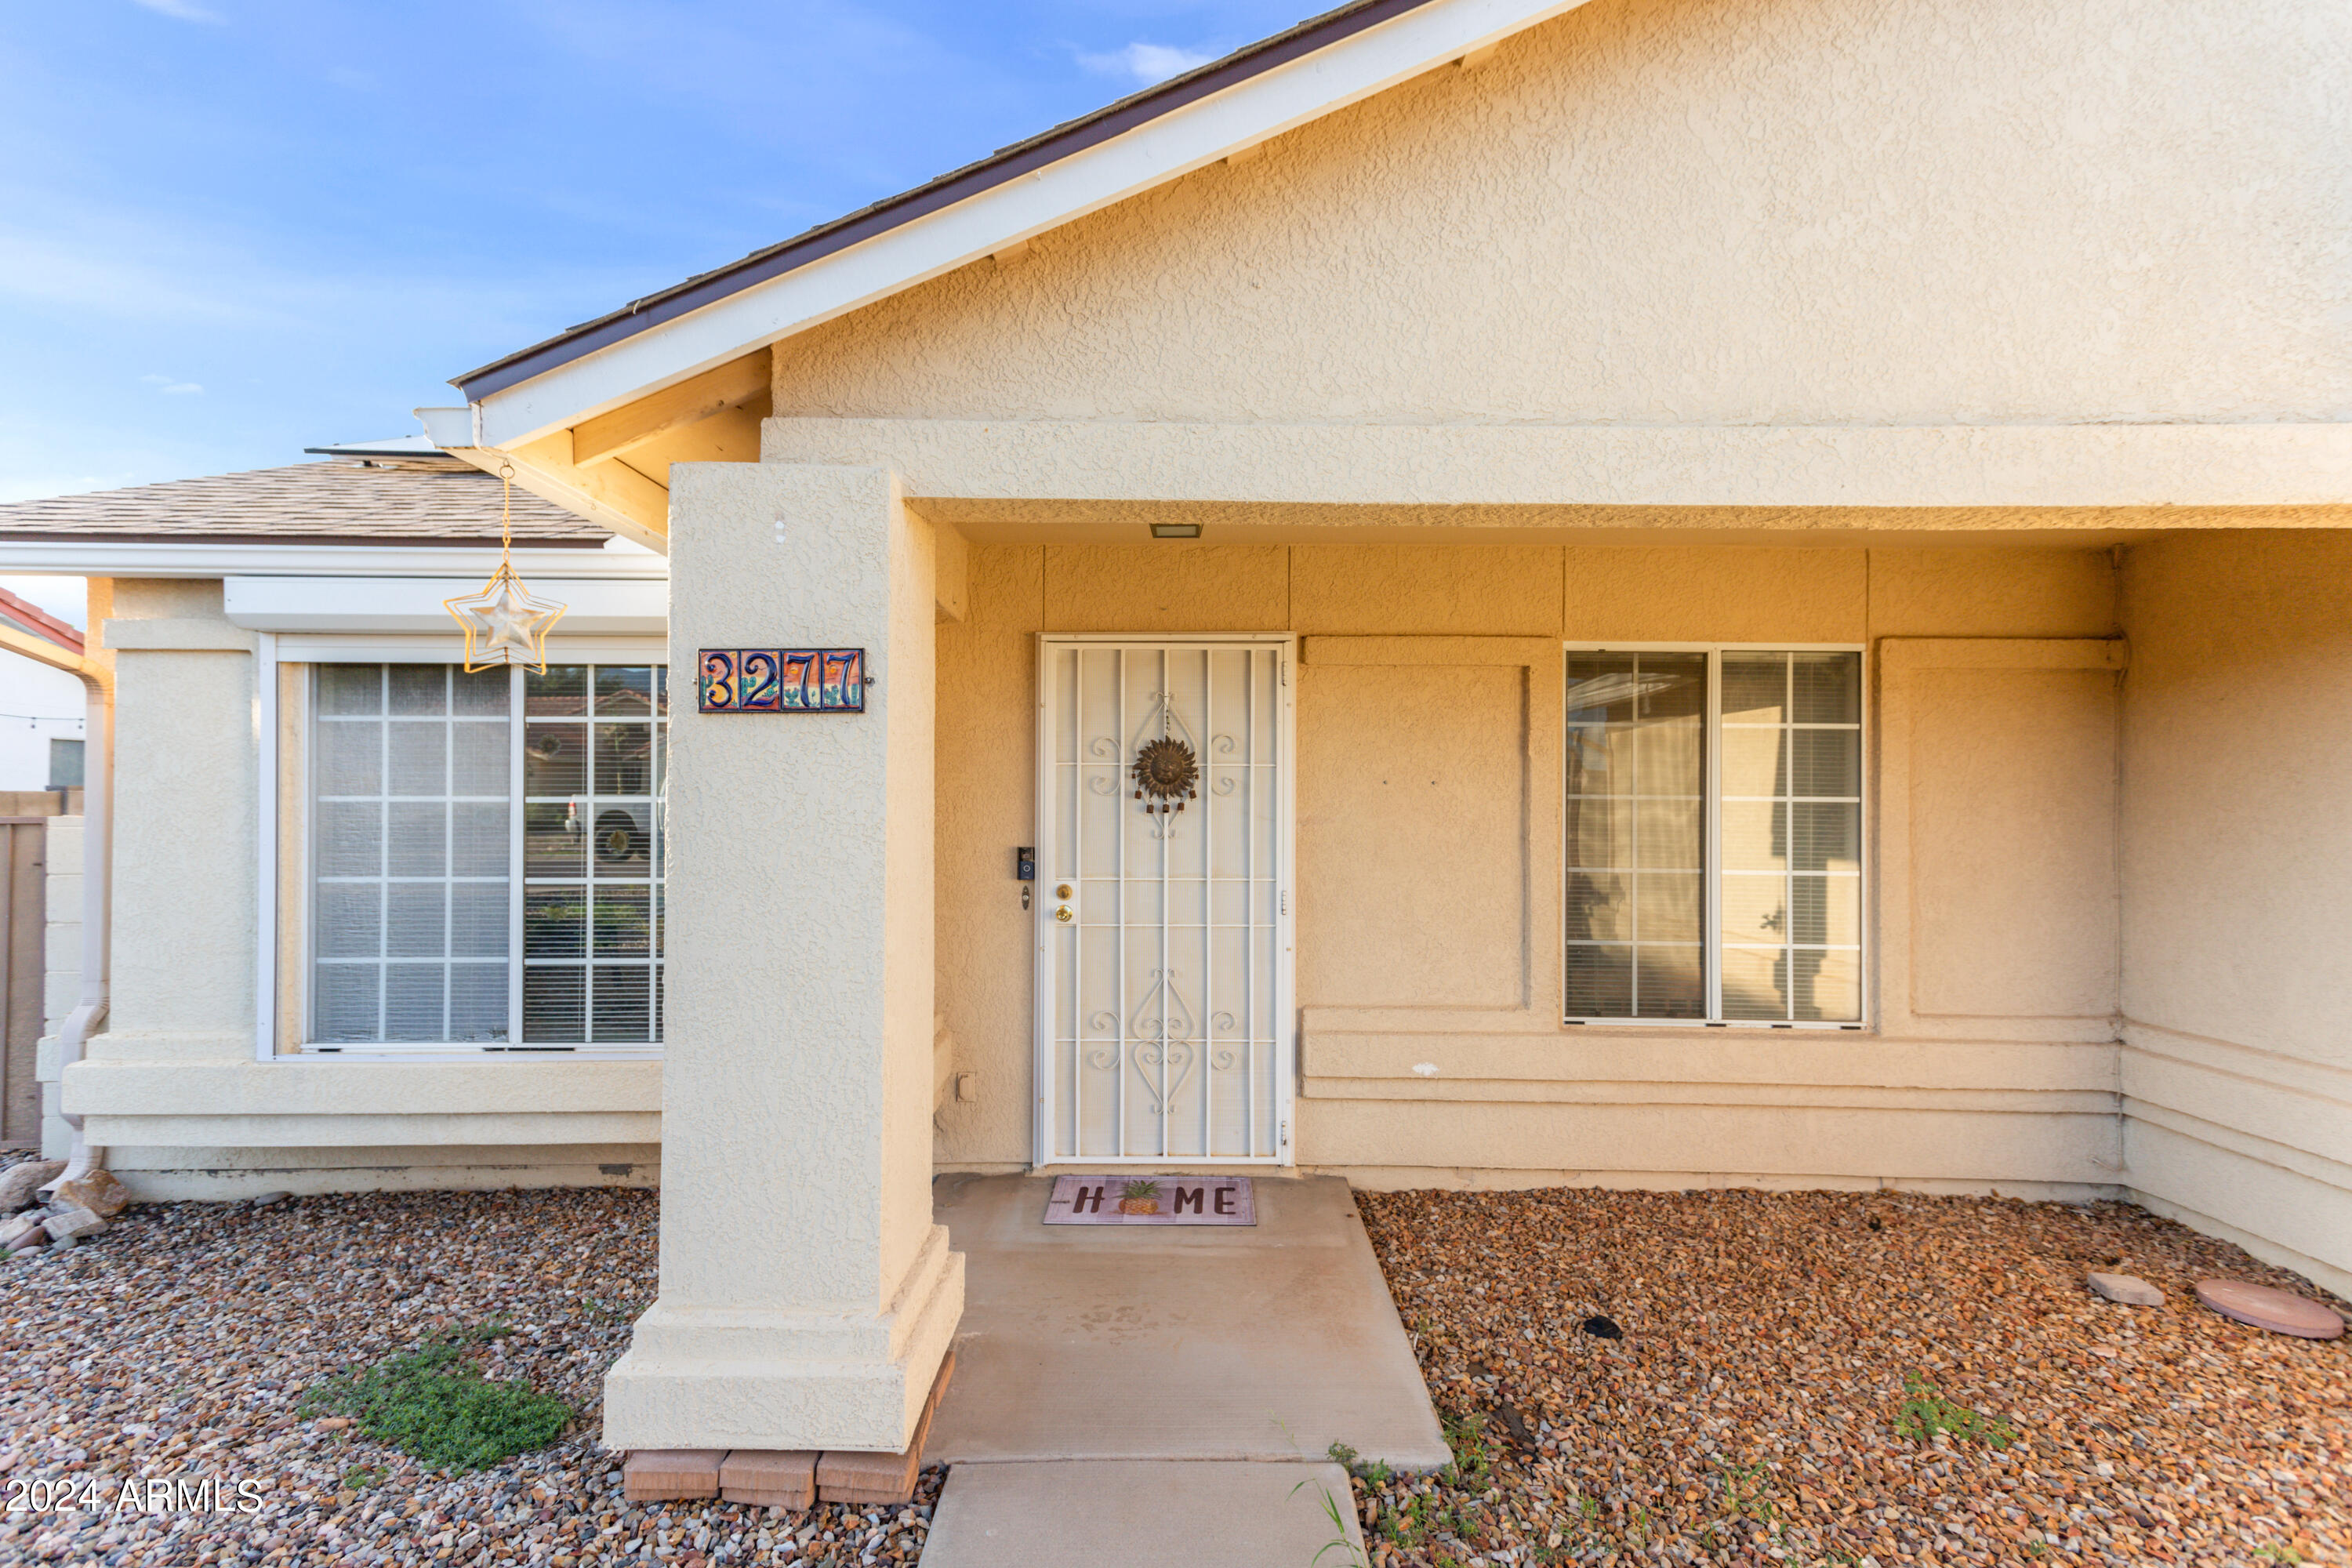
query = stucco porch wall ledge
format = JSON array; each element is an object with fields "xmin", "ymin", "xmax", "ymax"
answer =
[
  {"xmin": 1299, "ymin": 1101, "xmax": 2119, "ymax": 1185},
  {"xmin": 62, "ymin": 1058, "xmax": 661, "ymax": 1146},
  {"xmin": 1300, "ymin": 1016, "xmax": 2121, "ymax": 1089},
  {"xmin": 761, "ymin": 419, "xmax": 2352, "ymax": 509}
]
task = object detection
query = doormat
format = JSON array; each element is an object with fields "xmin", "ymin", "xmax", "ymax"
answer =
[{"xmin": 1042, "ymin": 1174, "xmax": 1256, "ymax": 1226}]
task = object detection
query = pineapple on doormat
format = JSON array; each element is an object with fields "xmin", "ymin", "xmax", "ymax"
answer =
[{"xmin": 1119, "ymin": 1179, "xmax": 1163, "ymax": 1215}]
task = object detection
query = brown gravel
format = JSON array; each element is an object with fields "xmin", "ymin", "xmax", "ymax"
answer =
[
  {"xmin": 0, "ymin": 1167, "xmax": 937, "ymax": 1566},
  {"xmin": 7, "ymin": 1167, "xmax": 2345, "ymax": 1566},
  {"xmin": 1353, "ymin": 1187, "xmax": 2350, "ymax": 1566}
]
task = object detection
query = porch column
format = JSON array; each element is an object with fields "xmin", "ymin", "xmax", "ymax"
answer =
[{"xmin": 603, "ymin": 463, "xmax": 961, "ymax": 1453}]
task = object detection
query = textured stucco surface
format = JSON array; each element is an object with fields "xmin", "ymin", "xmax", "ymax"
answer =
[
  {"xmin": 773, "ymin": 0, "xmax": 2352, "ymax": 428},
  {"xmin": 2118, "ymin": 531, "xmax": 2352, "ymax": 1297},
  {"xmin": 603, "ymin": 462, "xmax": 959, "ymax": 1454},
  {"xmin": 57, "ymin": 580, "xmax": 666, "ymax": 1195},
  {"xmin": 97, "ymin": 580, "xmax": 255, "ymax": 1062},
  {"xmin": 931, "ymin": 539, "xmax": 2135, "ymax": 1195}
]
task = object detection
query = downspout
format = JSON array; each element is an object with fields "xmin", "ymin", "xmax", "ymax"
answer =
[{"xmin": 0, "ymin": 607, "xmax": 111, "ymax": 1185}]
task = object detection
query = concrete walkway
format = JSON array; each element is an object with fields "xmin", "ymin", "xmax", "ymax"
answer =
[
  {"xmin": 920, "ymin": 1173, "xmax": 1442, "ymax": 1566},
  {"xmin": 924, "ymin": 1461, "xmax": 1367, "ymax": 1568}
]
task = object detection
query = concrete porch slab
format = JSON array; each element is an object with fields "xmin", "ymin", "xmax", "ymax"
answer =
[
  {"xmin": 924, "ymin": 1461, "xmax": 1368, "ymax": 1568},
  {"xmin": 927, "ymin": 1174, "xmax": 1448, "ymax": 1469}
]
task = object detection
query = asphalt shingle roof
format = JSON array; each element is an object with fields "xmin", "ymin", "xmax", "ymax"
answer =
[{"xmin": 0, "ymin": 461, "xmax": 609, "ymax": 547}]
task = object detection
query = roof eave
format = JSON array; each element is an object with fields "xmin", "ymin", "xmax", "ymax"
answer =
[{"xmin": 452, "ymin": 0, "xmax": 1584, "ymax": 447}]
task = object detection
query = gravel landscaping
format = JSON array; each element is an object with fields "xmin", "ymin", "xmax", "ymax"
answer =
[
  {"xmin": 5, "ymin": 1164, "xmax": 2346, "ymax": 1566},
  {"xmin": 1353, "ymin": 1186, "xmax": 2350, "ymax": 1566},
  {"xmin": 0, "ymin": 1167, "xmax": 936, "ymax": 1567}
]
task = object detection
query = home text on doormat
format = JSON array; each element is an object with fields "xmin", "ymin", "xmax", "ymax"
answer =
[{"xmin": 1041, "ymin": 1174, "xmax": 1256, "ymax": 1226}]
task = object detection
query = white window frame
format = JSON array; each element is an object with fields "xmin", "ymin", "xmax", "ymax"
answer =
[
  {"xmin": 1561, "ymin": 642, "xmax": 1869, "ymax": 1031},
  {"xmin": 256, "ymin": 633, "xmax": 670, "ymax": 1062}
]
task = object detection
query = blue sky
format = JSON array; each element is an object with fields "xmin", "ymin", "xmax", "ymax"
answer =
[{"xmin": 0, "ymin": 0, "xmax": 1311, "ymax": 502}]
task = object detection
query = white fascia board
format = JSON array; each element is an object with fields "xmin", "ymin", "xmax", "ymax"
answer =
[
  {"xmin": 0, "ymin": 542, "xmax": 670, "ymax": 580},
  {"xmin": 225, "ymin": 575, "xmax": 669, "ymax": 634},
  {"xmin": 472, "ymin": 0, "xmax": 1592, "ymax": 448}
]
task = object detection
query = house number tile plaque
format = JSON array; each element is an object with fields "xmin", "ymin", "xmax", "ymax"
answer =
[{"xmin": 698, "ymin": 648, "xmax": 866, "ymax": 713}]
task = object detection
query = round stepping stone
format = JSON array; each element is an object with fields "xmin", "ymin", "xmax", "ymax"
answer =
[{"xmin": 2193, "ymin": 1279, "xmax": 2345, "ymax": 1340}]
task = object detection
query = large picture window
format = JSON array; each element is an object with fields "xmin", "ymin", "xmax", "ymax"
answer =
[
  {"xmin": 1564, "ymin": 648, "xmax": 1863, "ymax": 1026},
  {"xmin": 307, "ymin": 661, "xmax": 666, "ymax": 1050}
]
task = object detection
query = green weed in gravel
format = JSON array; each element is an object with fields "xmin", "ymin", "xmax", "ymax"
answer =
[
  {"xmin": 1892, "ymin": 1370, "xmax": 2020, "ymax": 1450},
  {"xmin": 299, "ymin": 1323, "xmax": 572, "ymax": 1472}
]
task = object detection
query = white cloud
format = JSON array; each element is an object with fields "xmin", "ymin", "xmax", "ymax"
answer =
[
  {"xmin": 1078, "ymin": 42, "xmax": 1214, "ymax": 87},
  {"xmin": 129, "ymin": 0, "xmax": 224, "ymax": 22},
  {"xmin": 140, "ymin": 374, "xmax": 204, "ymax": 395}
]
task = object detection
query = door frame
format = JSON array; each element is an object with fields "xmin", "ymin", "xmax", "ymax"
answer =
[{"xmin": 1032, "ymin": 633, "xmax": 1299, "ymax": 1168}]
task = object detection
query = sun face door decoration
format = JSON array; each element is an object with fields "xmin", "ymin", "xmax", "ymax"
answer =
[{"xmin": 1131, "ymin": 735, "xmax": 1199, "ymax": 819}]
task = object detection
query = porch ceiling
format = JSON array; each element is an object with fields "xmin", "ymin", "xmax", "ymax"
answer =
[{"xmin": 909, "ymin": 496, "xmax": 2337, "ymax": 550}]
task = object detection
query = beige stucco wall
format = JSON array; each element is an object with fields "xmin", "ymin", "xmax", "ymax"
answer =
[
  {"xmin": 775, "ymin": 0, "xmax": 2349, "ymax": 428},
  {"xmin": 932, "ymin": 539, "xmax": 2132, "ymax": 1196},
  {"xmin": 58, "ymin": 578, "xmax": 663, "ymax": 1196},
  {"xmin": 2118, "ymin": 532, "xmax": 2352, "ymax": 1298}
]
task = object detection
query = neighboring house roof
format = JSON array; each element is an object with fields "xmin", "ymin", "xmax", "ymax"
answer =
[
  {"xmin": 0, "ymin": 459, "xmax": 611, "ymax": 548},
  {"xmin": 0, "ymin": 586, "xmax": 83, "ymax": 655},
  {"xmin": 451, "ymin": 0, "xmax": 1554, "ymax": 412}
]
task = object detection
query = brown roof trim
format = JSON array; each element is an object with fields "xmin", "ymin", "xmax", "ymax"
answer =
[{"xmin": 452, "ymin": 0, "xmax": 1443, "ymax": 403}]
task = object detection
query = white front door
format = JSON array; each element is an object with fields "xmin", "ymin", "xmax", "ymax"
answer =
[{"xmin": 1035, "ymin": 637, "xmax": 1295, "ymax": 1165}]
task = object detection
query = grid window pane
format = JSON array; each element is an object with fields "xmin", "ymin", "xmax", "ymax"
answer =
[
  {"xmin": 523, "ymin": 965, "xmax": 586, "ymax": 1041},
  {"xmin": 522, "ymin": 664, "xmax": 666, "ymax": 1046},
  {"xmin": 310, "ymin": 666, "xmax": 511, "ymax": 1045},
  {"xmin": 1566, "ymin": 943, "xmax": 1634, "ymax": 1017},
  {"xmin": 310, "ymin": 660, "xmax": 664, "ymax": 1048},
  {"xmin": 1566, "ymin": 648, "xmax": 1863, "ymax": 1025},
  {"xmin": 1562, "ymin": 652, "xmax": 1706, "ymax": 1020}
]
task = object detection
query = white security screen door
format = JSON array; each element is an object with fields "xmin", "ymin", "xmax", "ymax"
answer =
[{"xmin": 1036, "ymin": 638, "xmax": 1295, "ymax": 1165}]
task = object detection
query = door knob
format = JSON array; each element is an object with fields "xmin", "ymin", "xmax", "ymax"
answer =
[{"xmin": 1054, "ymin": 904, "xmax": 1075, "ymax": 924}]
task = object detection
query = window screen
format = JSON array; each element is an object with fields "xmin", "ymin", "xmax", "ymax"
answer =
[
  {"xmin": 1564, "ymin": 648, "xmax": 1863, "ymax": 1025},
  {"xmin": 521, "ymin": 664, "xmax": 666, "ymax": 1044},
  {"xmin": 311, "ymin": 664, "xmax": 512, "ymax": 1044},
  {"xmin": 308, "ymin": 661, "xmax": 666, "ymax": 1048}
]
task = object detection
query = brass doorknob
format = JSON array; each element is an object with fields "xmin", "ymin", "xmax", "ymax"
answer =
[{"xmin": 1054, "ymin": 905, "xmax": 1075, "ymax": 924}]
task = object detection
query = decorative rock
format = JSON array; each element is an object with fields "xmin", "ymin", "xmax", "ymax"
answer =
[
  {"xmin": 42, "ymin": 1203, "xmax": 106, "ymax": 1243},
  {"xmin": 0, "ymin": 1159, "xmax": 66, "ymax": 1210},
  {"xmin": 50, "ymin": 1169, "xmax": 131, "ymax": 1219},
  {"xmin": 2087, "ymin": 1271, "xmax": 2165, "ymax": 1306},
  {"xmin": 314, "ymin": 1417, "xmax": 353, "ymax": 1431},
  {"xmin": 2194, "ymin": 1279, "xmax": 2347, "ymax": 1340},
  {"xmin": 1582, "ymin": 1315, "xmax": 1624, "ymax": 1340},
  {"xmin": 0, "ymin": 1212, "xmax": 46, "ymax": 1251},
  {"xmin": 621, "ymin": 1448, "xmax": 728, "ymax": 1502},
  {"xmin": 252, "ymin": 1191, "xmax": 292, "ymax": 1207}
]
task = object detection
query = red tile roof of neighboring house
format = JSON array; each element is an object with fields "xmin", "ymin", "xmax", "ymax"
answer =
[
  {"xmin": 0, "ymin": 460, "xmax": 610, "ymax": 548},
  {"xmin": 0, "ymin": 586, "xmax": 84, "ymax": 655}
]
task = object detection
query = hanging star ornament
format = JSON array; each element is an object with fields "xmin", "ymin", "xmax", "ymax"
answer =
[
  {"xmin": 446, "ymin": 561, "xmax": 566, "ymax": 670},
  {"xmin": 445, "ymin": 466, "xmax": 567, "ymax": 671}
]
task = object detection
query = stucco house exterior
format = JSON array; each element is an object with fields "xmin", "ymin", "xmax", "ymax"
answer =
[{"xmin": 2, "ymin": 0, "xmax": 2347, "ymax": 1460}]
